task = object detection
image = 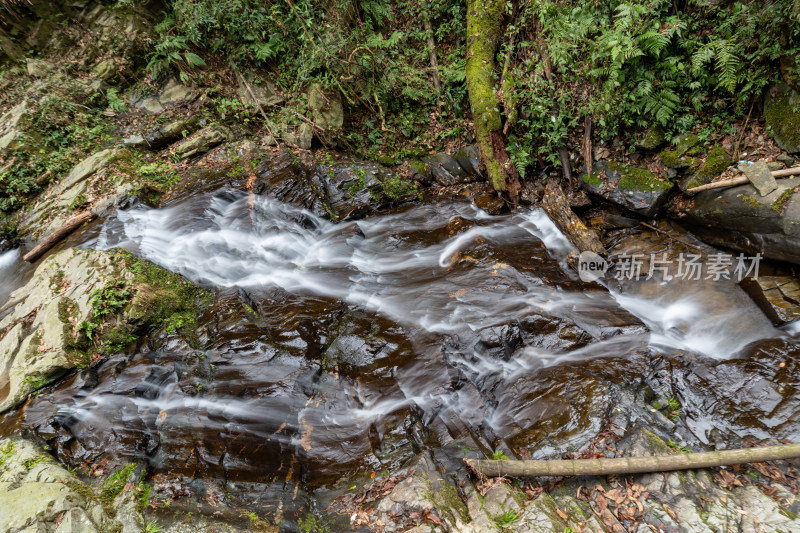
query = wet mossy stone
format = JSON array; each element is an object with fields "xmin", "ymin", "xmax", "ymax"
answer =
[
  {"xmin": 636, "ymin": 125, "xmax": 667, "ymax": 151},
  {"xmin": 681, "ymin": 146, "xmax": 732, "ymax": 192},
  {"xmin": 765, "ymin": 83, "xmax": 800, "ymax": 154},
  {"xmin": 580, "ymin": 160, "xmax": 673, "ymax": 217},
  {"xmin": 659, "ymin": 133, "xmax": 705, "ymax": 171}
]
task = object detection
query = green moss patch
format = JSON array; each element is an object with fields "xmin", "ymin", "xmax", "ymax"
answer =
[
  {"xmin": 773, "ymin": 187, "xmax": 795, "ymax": 213},
  {"xmin": 695, "ymin": 146, "xmax": 731, "ymax": 181},
  {"xmin": 608, "ymin": 162, "xmax": 671, "ymax": 192},
  {"xmin": 765, "ymin": 84, "xmax": 800, "ymax": 153}
]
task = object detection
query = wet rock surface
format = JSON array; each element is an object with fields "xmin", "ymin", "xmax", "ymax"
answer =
[
  {"xmin": 673, "ymin": 177, "xmax": 800, "ymax": 264},
  {"xmin": 1, "ymin": 155, "xmax": 800, "ymax": 532},
  {"xmin": 580, "ymin": 160, "xmax": 673, "ymax": 217},
  {"xmin": 0, "ymin": 437, "xmax": 122, "ymax": 533}
]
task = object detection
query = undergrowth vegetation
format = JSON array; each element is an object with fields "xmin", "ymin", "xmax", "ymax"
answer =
[
  {"xmin": 144, "ymin": 0, "xmax": 800, "ymax": 175},
  {"xmin": 507, "ymin": 0, "xmax": 800, "ymax": 170},
  {"xmin": 146, "ymin": 0, "xmax": 467, "ymax": 158}
]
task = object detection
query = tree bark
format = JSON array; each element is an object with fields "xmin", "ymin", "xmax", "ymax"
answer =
[
  {"xmin": 422, "ymin": 9, "xmax": 441, "ymax": 98},
  {"xmin": 465, "ymin": 442, "xmax": 800, "ymax": 478},
  {"xmin": 23, "ymin": 211, "xmax": 96, "ymax": 263},
  {"xmin": 541, "ymin": 180, "xmax": 605, "ymax": 256},
  {"xmin": 466, "ymin": 0, "xmax": 520, "ymax": 200}
]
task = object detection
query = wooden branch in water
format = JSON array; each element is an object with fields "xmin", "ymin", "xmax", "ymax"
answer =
[
  {"xmin": 23, "ymin": 211, "xmax": 96, "ymax": 263},
  {"xmin": 541, "ymin": 180, "xmax": 605, "ymax": 256},
  {"xmin": 465, "ymin": 442, "xmax": 800, "ymax": 478},
  {"xmin": 686, "ymin": 166, "xmax": 800, "ymax": 194}
]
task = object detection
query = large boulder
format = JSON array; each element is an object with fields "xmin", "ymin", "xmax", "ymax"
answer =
[
  {"xmin": 0, "ymin": 247, "xmax": 206, "ymax": 413},
  {"xmin": 765, "ymin": 83, "xmax": 800, "ymax": 154},
  {"xmin": 0, "ymin": 249, "xmax": 131, "ymax": 413},
  {"xmin": 673, "ymin": 177, "xmax": 800, "ymax": 264},
  {"xmin": 579, "ymin": 160, "xmax": 674, "ymax": 217},
  {"xmin": 308, "ymin": 84, "xmax": 344, "ymax": 145},
  {"xmin": 237, "ymin": 72, "xmax": 283, "ymax": 108},
  {"xmin": 0, "ymin": 102, "xmax": 29, "ymax": 152},
  {"xmin": 680, "ymin": 145, "xmax": 732, "ymax": 192},
  {"xmin": 0, "ymin": 438, "xmax": 123, "ymax": 532},
  {"xmin": 174, "ymin": 124, "xmax": 232, "ymax": 159}
]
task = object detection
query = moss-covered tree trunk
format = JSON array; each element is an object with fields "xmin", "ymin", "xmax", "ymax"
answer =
[{"xmin": 466, "ymin": 0, "xmax": 520, "ymax": 200}]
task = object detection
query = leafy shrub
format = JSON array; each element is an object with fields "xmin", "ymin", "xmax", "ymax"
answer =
[{"xmin": 508, "ymin": 0, "xmax": 800, "ymax": 171}]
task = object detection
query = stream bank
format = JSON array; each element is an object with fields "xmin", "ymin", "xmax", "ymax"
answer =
[{"xmin": 2, "ymin": 2, "xmax": 800, "ymax": 532}]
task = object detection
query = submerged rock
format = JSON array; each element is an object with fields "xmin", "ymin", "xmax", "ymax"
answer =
[
  {"xmin": 0, "ymin": 437, "xmax": 123, "ymax": 532},
  {"xmin": 740, "ymin": 276, "xmax": 800, "ymax": 325},
  {"xmin": 765, "ymin": 83, "xmax": 800, "ymax": 154},
  {"xmin": 580, "ymin": 160, "xmax": 673, "ymax": 217}
]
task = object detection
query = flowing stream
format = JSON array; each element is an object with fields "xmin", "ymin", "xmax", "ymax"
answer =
[{"xmin": 1, "ymin": 182, "xmax": 799, "ymax": 518}]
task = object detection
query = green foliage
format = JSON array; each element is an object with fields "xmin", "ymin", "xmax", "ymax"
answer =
[
  {"xmin": 0, "ymin": 441, "xmax": 15, "ymax": 470},
  {"xmin": 508, "ymin": 0, "xmax": 800, "ymax": 175},
  {"xmin": 101, "ymin": 463, "xmax": 137, "ymax": 506},
  {"xmin": 494, "ymin": 510, "xmax": 520, "ymax": 529},
  {"xmin": 105, "ymin": 88, "xmax": 128, "ymax": 112},
  {"xmin": 136, "ymin": 160, "xmax": 180, "ymax": 189},
  {"xmin": 490, "ymin": 450, "xmax": 509, "ymax": 461},
  {"xmin": 299, "ymin": 511, "xmax": 331, "ymax": 533},
  {"xmin": 22, "ymin": 456, "xmax": 46, "ymax": 470},
  {"xmin": 89, "ymin": 280, "xmax": 132, "ymax": 322},
  {"xmin": 145, "ymin": 521, "xmax": 164, "ymax": 533},
  {"xmin": 0, "ymin": 86, "xmax": 112, "ymax": 212},
  {"xmin": 148, "ymin": 0, "xmax": 467, "ymax": 154}
]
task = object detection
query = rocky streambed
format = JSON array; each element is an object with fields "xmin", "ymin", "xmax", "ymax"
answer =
[{"xmin": 0, "ymin": 147, "xmax": 799, "ymax": 533}]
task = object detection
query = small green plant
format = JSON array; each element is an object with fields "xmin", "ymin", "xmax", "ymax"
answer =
[
  {"xmin": 145, "ymin": 520, "xmax": 164, "ymax": 533},
  {"xmin": 68, "ymin": 194, "xmax": 88, "ymax": 211},
  {"xmin": 494, "ymin": 509, "xmax": 520, "ymax": 529},
  {"xmin": 667, "ymin": 439, "xmax": 691, "ymax": 454},
  {"xmin": 0, "ymin": 441, "xmax": 15, "ymax": 470},
  {"xmin": 23, "ymin": 375, "xmax": 49, "ymax": 390},
  {"xmin": 22, "ymin": 456, "xmax": 46, "ymax": 470},
  {"xmin": 105, "ymin": 88, "xmax": 127, "ymax": 112},
  {"xmin": 299, "ymin": 510, "xmax": 331, "ymax": 533},
  {"xmin": 137, "ymin": 161, "xmax": 180, "ymax": 189},
  {"xmin": 89, "ymin": 280, "xmax": 132, "ymax": 323},
  {"xmin": 490, "ymin": 450, "xmax": 510, "ymax": 461},
  {"xmin": 101, "ymin": 463, "xmax": 137, "ymax": 506}
]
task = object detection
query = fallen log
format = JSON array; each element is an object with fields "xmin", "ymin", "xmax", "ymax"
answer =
[
  {"xmin": 23, "ymin": 210, "xmax": 97, "ymax": 263},
  {"xmin": 687, "ymin": 166, "xmax": 800, "ymax": 194},
  {"xmin": 465, "ymin": 442, "xmax": 800, "ymax": 478},
  {"xmin": 541, "ymin": 180, "xmax": 606, "ymax": 257}
]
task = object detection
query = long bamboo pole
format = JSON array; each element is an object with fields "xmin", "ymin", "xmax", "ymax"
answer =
[
  {"xmin": 687, "ymin": 166, "xmax": 800, "ymax": 194},
  {"xmin": 465, "ymin": 442, "xmax": 800, "ymax": 478}
]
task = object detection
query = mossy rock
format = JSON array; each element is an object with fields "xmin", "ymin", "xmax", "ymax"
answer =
[
  {"xmin": 680, "ymin": 146, "xmax": 732, "ymax": 191},
  {"xmin": 765, "ymin": 83, "xmax": 800, "ymax": 154},
  {"xmin": 659, "ymin": 149, "xmax": 698, "ymax": 170},
  {"xmin": 579, "ymin": 160, "xmax": 673, "ymax": 217},
  {"xmin": 636, "ymin": 125, "xmax": 667, "ymax": 151},
  {"xmin": 675, "ymin": 133, "xmax": 703, "ymax": 156}
]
